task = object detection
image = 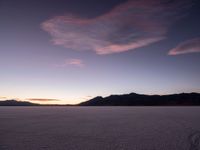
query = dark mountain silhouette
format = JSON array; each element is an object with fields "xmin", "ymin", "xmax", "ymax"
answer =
[
  {"xmin": 1, "ymin": 93, "xmax": 200, "ymax": 106},
  {"xmin": 0, "ymin": 100, "xmax": 73, "ymax": 106},
  {"xmin": 0, "ymin": 100, "xmax": 39, "ymax": 106},
  {"xmin": 78, "ymin": 93, "xmax": 200, "ymax": 106}
]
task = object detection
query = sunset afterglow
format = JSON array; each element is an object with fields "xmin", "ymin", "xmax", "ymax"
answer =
[{"xmin": 0, "ymin": 0, "xmax": 200, "ymax": 104}]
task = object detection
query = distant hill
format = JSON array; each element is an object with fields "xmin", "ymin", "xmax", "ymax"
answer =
[
  {"xmin": 78, "ymin": 93, "xmax": 200, "ymax": 106},
  {"xmin": 1, "ymin": 93, "xmax": 200, "ymax": 106},
  {"xmin": 0, "ymin": 100, "xmax": 39, "ymax": 106},
  {"xmin": 0, "ymin": 100, "xmax": 74, "ymax": 106}
]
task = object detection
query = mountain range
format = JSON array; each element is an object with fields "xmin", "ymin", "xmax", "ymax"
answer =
[
  {"xmin": 78, "ymin": 92, "xmax": 200, "ymax": 106},
  {"xmin": 1, "ymin": 93, "xmax": 200, "ymax": 106},
  {"xmin": 0, "ymin": 100, "xmax": 39, "ymax": 106}
]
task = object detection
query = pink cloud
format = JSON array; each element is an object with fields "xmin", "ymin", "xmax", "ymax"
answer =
[
  {"xmin": 66, "ymin": 59, "xmax": 84, "ymax": 67},
  {"xmin": 168, "ymin": 38, "xmax": 200, "ymax": 55},
  {"xmin": 42, "ymin": 0, "xmax": 192, "ymax": 55},
  {"xmin": 55, "ymin": 58, "xmax": 84, "ymax": 67},
  {"xmin": 96, "ymin": 37, "xmax": 165, "ymax": 55}
]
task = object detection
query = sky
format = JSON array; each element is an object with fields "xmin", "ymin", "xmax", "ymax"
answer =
[{"xmin": 0, "ymin": 0, "xmax": 200, "ymax": 104}]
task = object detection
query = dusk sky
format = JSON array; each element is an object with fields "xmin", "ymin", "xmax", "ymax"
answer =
[{"xmin": 0, "ymin": 0, "xmax": 200, "ymax": 104}]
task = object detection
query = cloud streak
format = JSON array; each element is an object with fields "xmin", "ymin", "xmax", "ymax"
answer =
[
  {"xmin": 55, "ymin": 58, "xmax": 85, "ymax": 67},
  {"xmin": 42, "ymin": 0, "xmax": 192, "ymax": 55},
  {"xmin": 168, "ymin": 38, "xmax": 200, "ymax": 55},
  {"xmin": 65, "ymin": 59, "xmax": 84, "ymax": 67},
  {"xmin": 0, "ymin": 96, "xmax": 7, "ymax": 99},
  {"xmin": 27, "ymin": 98, "xmax": 61, "ymax": 102}
]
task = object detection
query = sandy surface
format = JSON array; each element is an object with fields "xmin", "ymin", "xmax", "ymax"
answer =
[{"xmin": 0, "ymin": 106, "xmax": 200, "ymax": 150}]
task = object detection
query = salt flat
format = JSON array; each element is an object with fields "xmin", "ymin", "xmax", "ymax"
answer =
[{"xmin": 0, "ymin": 107, "xmax": 200, "ymax": 150}]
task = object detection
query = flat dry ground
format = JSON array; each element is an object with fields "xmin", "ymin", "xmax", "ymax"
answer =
[{"xmin": 0, "ymin": 107, "xmax": 200, "ymax": 150}]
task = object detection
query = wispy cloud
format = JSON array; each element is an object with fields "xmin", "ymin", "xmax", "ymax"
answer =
[
  {"xmin": 0, "ymin": 96, "xmax": 7, "ymax": 99},
  {"xmin": 55, "ymin": 58, "xmax": 85, "ymax": 67},
  {"xmin": 27, "ymin": 98, "xmax": 61, "ymax": 102},
  {"xmin": 168, "ymin": 38, "xmax": 200, "ymax": 55},
  {"xmin": 42, "ymin": 0, "xmax": 192, "ymax": 55},
  {"xmin": 65, "ymin": 59, "xmax": 84, "ymax": 67}
]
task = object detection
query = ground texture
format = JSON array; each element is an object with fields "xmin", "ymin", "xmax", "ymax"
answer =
[{"xmin": 0, "ymin": 107, "xmax": 200, "ymax": 150}]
